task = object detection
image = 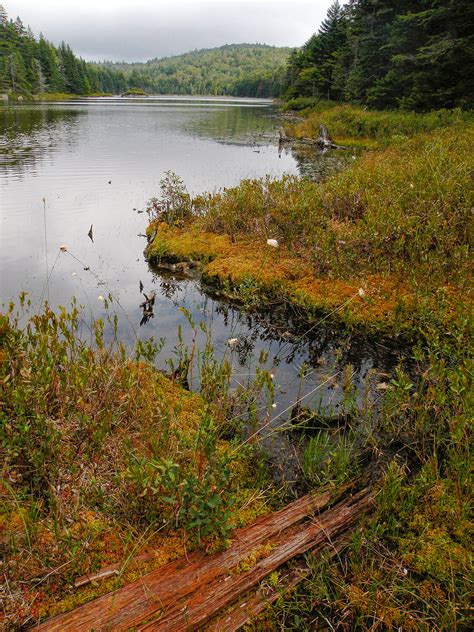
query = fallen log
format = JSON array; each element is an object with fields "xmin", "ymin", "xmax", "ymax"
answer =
[
  {"xmin": 206, "ymin": 536, "xmax": 349, "ymax": 632},
  {"xmin": 206, "ymin": 563, "xmax": 308, "ymax": 631},
  {"xmin": 34, "ymin": 489, "xmax": 334, "ymax": 631},
  {"xmin": 135, "ymin": 489, "xmax": 372, "ymax": 630}
]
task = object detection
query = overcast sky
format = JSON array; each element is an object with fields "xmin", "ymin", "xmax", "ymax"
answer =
[{"xmin": 3, "ymin": 1, "xmax": 340, "ymax": 62}]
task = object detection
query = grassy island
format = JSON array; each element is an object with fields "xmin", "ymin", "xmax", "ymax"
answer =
[
  {"xmin": 121, "ymin": 88, "xmax": 148, "ymax": 97},
  {"xmin": 146, "ymin": 107, "xmax": 473, "ymax": 342}
]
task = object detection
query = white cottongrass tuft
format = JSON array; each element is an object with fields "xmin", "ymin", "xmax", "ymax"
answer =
[
  {"xmin": 266, "ymin": 238, "xmax": 279, "ymax": 248},
  {"xmin": 71, "ymin": 272, "xmax": 77, "ymax": 277},
  {"xmin": 97, "ymin": 295, "xmax": 105, "ymax": 301},
  {"xmin": 271, "ymin": 403, "xmax": 277, "ymax": 408},
  {"xmin": 358, "ymin": 288, "xmax": 366, "ymax": 298},
  {"xmin": 227, "ymin": 338, "xmax": 238, "ymax": 347}
]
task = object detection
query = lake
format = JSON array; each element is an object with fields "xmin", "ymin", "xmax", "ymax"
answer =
[{"xmin": 1, "ymin": 96, "xmax": 397, "ymax": 480}]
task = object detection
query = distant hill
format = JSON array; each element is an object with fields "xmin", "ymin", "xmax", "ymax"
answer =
[
  {"xmin": 0, "ymin": 1, "xmax": 291, "ymax": 99},
  {"xmin": 98, "ymin": 44, "xmax": 292, "ymax": 97}
]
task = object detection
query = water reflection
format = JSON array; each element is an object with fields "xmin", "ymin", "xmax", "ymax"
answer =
[
  {"xmin": 186, "ymin": 104, "xmax": 280, "ymax": 147},
  {"xmin": 0, "ymin": 105, "xmax": 82, "ymax": 174},
  {"xmin": 147, "ymin": 269, "xmax": 399, "ymax": 414},
  {"xmin": 0, "ymin": 98, "xmax": 399, "ymax": 488}
]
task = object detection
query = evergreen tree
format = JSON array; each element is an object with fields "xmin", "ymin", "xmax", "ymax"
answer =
[
  {"xmin": 285, "ymin": 1, "xmax": 349, "ymax": 100},
  {"xmin": 0, "ymin": 8, "xmax": 127, "ymax": 95},
  {"xmin": 284, "ymin": 0, "xmax": 474, "ymax": 111}
]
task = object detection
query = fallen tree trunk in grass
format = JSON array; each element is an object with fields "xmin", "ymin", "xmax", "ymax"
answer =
[
  {"xmin": 137, "ymin": 489, "xmax": 372, "ymax": 631},
  {"xmin": 33, "ymin": 488, "xmax": 371, "ymax": 631},
  {"xmin": 206, "ymin": 537, "xmax": 349, "ymax": 632}
]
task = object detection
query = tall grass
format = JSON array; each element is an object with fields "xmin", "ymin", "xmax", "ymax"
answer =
[{"xmin": 284, "ymin": 102, "xmax": 473, "ymax": 145}]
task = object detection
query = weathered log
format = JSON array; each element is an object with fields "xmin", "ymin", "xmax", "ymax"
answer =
[
  {"xmin": 206, "ymin": 537, "xmax": 348, "ymax": 631},
  {"xmin": 34, "ymin": 489, "xmax": 334, "ymax": 631},
  {"xmin": 136, "ymin": 489, "xmax": 372, "ymax": 631},
  {"xmin": 280, "ymin": 124, "xmax": 350, "ymax": 151}
]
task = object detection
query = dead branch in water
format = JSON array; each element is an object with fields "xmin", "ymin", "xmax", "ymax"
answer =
[{"xmin": 279, "ymin": 124, "xmax": 350, "ymax": 150}]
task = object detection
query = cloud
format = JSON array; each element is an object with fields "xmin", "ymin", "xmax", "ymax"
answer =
[{"xmin": 3, "ymin": 1, "xmax": 333, "ymax": 61}]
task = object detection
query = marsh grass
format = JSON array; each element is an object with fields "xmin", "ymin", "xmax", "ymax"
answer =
[
  {"xmin": 284, "ymin": 102, "xmax": 473, "ymax": 147},
  {"xmin": 147, "ymin": 119, "xmax": 473, "ymax": 340}
]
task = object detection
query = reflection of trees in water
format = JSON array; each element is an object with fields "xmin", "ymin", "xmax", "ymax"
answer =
[
  {"xmin": 157, "ymin": 276, "xmax": 182, "ymax": 301},
  {"xmin": 0, "ymin": 106, "xmax": 82, "ymax": 174},
  {"xmin": 186, "ymin": 106, "xmax": 279, "ymax": 147}
]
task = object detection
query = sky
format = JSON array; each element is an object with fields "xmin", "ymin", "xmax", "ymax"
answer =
[{"xmin": 3, "ymin": 1, "xmax": 340, "ymax": 62}]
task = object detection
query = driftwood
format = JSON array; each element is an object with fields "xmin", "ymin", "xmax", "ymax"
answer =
[
  {"xmin": 279, "ymin": 124, "xmax": 350, "ymax": 151},
  {"xmin": 34, "ymin": 488, "xmax": 372, "ymax": 631},
  {"xmin": 206, "ymin": 563, "xmax": 308, "ymax": 631},
  {"xmin": 137, "ymin": 490, "xmax": 371, "ymax": 631}
]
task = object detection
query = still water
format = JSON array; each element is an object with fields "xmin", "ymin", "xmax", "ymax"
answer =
[{"xmin": 1, "ymin": 97, "xmax": 396, "ymax": 477}]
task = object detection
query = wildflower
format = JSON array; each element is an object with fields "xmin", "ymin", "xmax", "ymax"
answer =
[
  {"xmin": 270, "ymin": 373, "xmax": 274, "ymax": 379},
  {"xmin": 71, "ymin": 272, "xmax": 77, "ymax": 277},
  {"xmin": 227, "ymin": 338, "xmax": 238, "ymax": 347},
  {"xmin": 358, "ymin": 288, "xmax": 366, "ymax": 298},
  {"xmin": 352, "ymin": 155, "xmax": 356, "ymax": 160},
  {"xmin": 59, "ymin": 245, "xmax": 67, "ymax": 252},
  {"xmin": 338, "ymin": 240, "xmax": 346, "ymax": 245},
  {"xmin": 271, "ymin": 403, "xmax": 277, "ymax": 409},
  {"xmin": 266, "ymin": 239, "xmax": 278, "ymax": 248},
  {"xmin": 98, "ymin": 295, "xmax": 105, "ymax": 301},
  {"xmin": 410, "ymin": 183, "xmax": 414, "ymax": 189}
]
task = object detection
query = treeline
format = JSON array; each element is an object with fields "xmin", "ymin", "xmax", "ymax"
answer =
[
  {"xmin": 284, "ymin": 0, "xmax": 474, "ymax": 111},
  {"xmin": 99, "ymin": 45, "xmax": 290, "ymax": 98},
  {"xmin": 0, "ymin": 5, "xmax": 127, "ymax": 95}
]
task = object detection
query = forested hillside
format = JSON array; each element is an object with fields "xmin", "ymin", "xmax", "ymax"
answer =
[
  {"xmin": 0, "ymin": 4, "xmax": 289, "ymax": 98},
  {"xmin": 0, "ymin": 5, "xmax": 127, "ymax": 95},
  {"xmin": 99, "ymin": 44, "xmax": 290, "ymax": 97},
  {"xmin": 284, "ymin": 0, "xmax": 474, "ymax": 110}
]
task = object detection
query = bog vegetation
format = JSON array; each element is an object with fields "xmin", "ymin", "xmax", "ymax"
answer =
[
  {"xmin": 1, "ymin": 0, "xmax": 473, "ymax": 629},
  {"xmin": 0, "ymin": 296, "xmax": 275, "ymax": 625},
  {"xmin": 144, "ymin": 104, "xmax": 473, "ymax": 629}
]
